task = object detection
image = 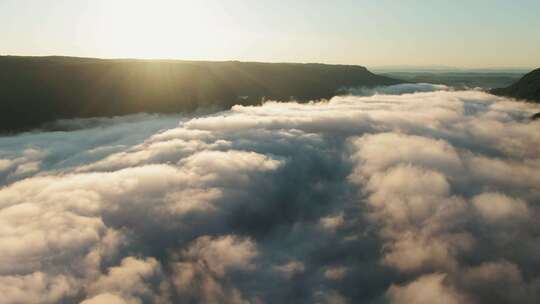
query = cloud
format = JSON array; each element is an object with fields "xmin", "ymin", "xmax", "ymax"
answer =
[
  {"xmin": 0, "ymin": 272, "xmax": 76, "ymax": 304},
  {"xmin": 0, "ymin": 84, "xmax": 539, "ymax": 303},
  {"xmin": 84, "ymin": 257, "xmax": 165, "ymax": 304},
  {"xmin": 178, "ymin": 235, "xmax": 258, "ymax": 277},
  {"xmin": 314, "ymin": 289, "xmax": 350, "ymax": 304},
  {"xmin": 319, "ymin": 212, "xmax": 345, "ymax": 231},
  {"xmin": 81, "ymin": 293, "xmax": 129, "ymax": 304},
  {"xmin": 472, "ymin": 192, "xmax": 529, "ymax": 222},
  {"xmin": 171, "ymin": 235, "xmax": 258, "ymax": 304},
  {"xmin": 323, "ymin": 266, "xmax": 347, "ymax": 281},
  {"xmin": 387, "ymin": 273, "xmax": 468, "ymax": 304},
  {"xmin": 273, "ymin": 260, "xmax": 306, "ymax": 278}
]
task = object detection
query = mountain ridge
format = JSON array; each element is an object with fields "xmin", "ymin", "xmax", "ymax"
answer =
[
  {"xmin": 490, "ymin": 68, "xmax": 540, "ymax": 102},
  {"xmin": 0, "ymin": 56, "xmax": 402, "ymax": 133}
]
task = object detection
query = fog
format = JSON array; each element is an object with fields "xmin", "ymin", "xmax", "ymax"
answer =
[{"xmin": 1, "ymin": 85, "xmax": 539, "ymax": 304}]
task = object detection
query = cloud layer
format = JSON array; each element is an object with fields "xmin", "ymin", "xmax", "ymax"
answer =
[{"xmin": 0, "ymin": 85, "xmax": 539, "ymax": 303}]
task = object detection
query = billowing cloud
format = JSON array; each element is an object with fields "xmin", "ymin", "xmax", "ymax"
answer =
[
  {"xmin": 472, "ymin": 192, "xmax": 529, "ymax": 222},
  {"xmin": 387, "ymin": 273, "xmax": 467, "ymax": 304},
  {"xmin": 171, "ymin": 235, "xmax": 258, "ymax": 304},
  {"xmin": 0, "ymin": 84, "xmax": 539, "ymax": 303},
  {"xmin": 84, "ymin": 257, "xmax": 166, "ymax": 304}
]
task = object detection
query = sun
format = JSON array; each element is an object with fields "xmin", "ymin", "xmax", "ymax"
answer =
[{"xmin": 92, "ymin": 0, "xmax": 231, "ymax": 59}]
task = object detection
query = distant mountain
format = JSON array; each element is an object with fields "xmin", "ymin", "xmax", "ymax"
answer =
[
  {"xmin": 0, "ymin": 56, "xmax": 402, "ymax": 133},
  {"xmin": 381, "ymin": 71, "xmax": 523, "ymax": 89},
  {"xmin": 372, "ymin": 66, "xmax": 533, "ymax": 74},
  {"xmin": 490, "ymin": 68, "xmax": 540, "ymax": 102}
]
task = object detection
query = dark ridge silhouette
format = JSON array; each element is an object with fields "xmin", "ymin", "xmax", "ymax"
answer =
[
  {"xmin": 0, "ymin": 56, "xmax": 402, "ymax": 133},
  {"xmin": 490, "ymin": 68, "xmax": 540, "ymax": 102}
]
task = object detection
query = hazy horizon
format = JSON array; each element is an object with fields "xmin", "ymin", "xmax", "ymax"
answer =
[
  {"xmin": 1, "ymin": 53, "xmax": 537, "ymax": 72},
  {"xmin": 2, "ymin": 0, "xmax": 540, "ymax": 68}
]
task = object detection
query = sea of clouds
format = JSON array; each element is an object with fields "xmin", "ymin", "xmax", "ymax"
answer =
[{"xmin": 0, "ymin": 84, "xmax": 539, "ymax": 304}]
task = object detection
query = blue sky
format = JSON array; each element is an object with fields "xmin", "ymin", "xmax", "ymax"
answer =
[{"xmin": 1, "ymin": 0, "xmax": 539, "ymax": 68}]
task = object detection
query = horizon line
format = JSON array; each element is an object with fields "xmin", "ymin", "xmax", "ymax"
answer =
[{"xmin": 1, "ymin": 53, "xmax": 537, "ymax": 71}]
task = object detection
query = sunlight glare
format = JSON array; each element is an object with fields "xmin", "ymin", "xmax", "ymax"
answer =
[{"xmin": 93, "ymin": 0, "xmax": 229, "ymax": 59}]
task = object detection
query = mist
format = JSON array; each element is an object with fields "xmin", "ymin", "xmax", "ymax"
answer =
[{"xmin": 1, "ymin": 85, "xmax": 539, "ymax": 304}]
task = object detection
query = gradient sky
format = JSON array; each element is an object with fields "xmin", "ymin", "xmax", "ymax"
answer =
[{"xmin": 1, "ymin": 0, "xmax": 539, "ymax": 68}]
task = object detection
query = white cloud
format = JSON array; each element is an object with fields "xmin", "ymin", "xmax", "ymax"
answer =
[
  {"xmin": 178, "ymin": 235, "xmax": 258, "ymax": 277},
  {"xmin": 273, "ymin": 260, "xmax": 305, "ymax": 278},
  {"xmin": 81, "ymin": 293, "xmax": 129, "ymax": 304},
  {"xmin": 172, "ymin": 235, "xmax": 258, "ymax": 304},
  {"xmin": 320, "ymin": 213, "xmax": 345, "ymax": 231},
  {"xmin": 387, "ymin": 273, "xmax": 468, "ymax": 304},
  {"xmin": 85, "ymin": 257, "xmax": 165, "ymax": 304},
  {"xmin": 0, "ymin": 86, "xmax": 539, "ymax": 303},
  {"xmin": 472, "ymin": 192, "xmax": 529, "ymax": 222},
  {"xmin": 0, "ymin": 272, "xmax": 77, "ymax": 304},
  {"xmin": 323, "ymin": 266, "xmax": 347, "ymax": 280}
]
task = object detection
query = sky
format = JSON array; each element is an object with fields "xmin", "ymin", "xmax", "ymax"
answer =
[{"xmin": 1, "ymin": 0, "xmax": 540, "ymax": 68}]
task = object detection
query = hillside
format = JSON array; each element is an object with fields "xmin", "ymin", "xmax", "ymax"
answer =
[
  {"xmin": 0, "ymin": 56, "xmax": 402, "ymax": 133},
  {"xmin": 491, "ymin": 68, "xmax": 540, "ymax": 102}
]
